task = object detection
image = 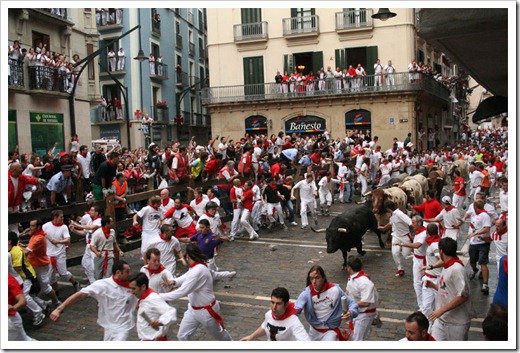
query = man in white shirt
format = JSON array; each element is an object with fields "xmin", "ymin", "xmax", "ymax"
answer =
[
  {"xmin": 76, "ymin": 145, "xmax": 92, "ymax": 184},
  {"xmin": 152, "ymin": 224, "xmax": 186, "ymax": 276},
  {"xmin": 374, "ymin": 59, "xmax": 383, "ymax": 88},
  {"xmin": 490, "ymin": 218, "xmax": 507, "ymax": 266},
  {"xmin": 130, "ymin": 272, "xmax": 177, "ymax": 341},
  {"xmin": 90, "ymin": 216, "xmax": 124, "ymax": 280},
  {"xmin": 217, "ymin": 136, "xmax": 229, "ymax": 160},
  {"xmin": 43, "ymin": 210, "xmax": 80, "ymax": 293},
  {"xmin": 317, "ymin": 172, "xmax": 339, "ymax": 217},
  {"xmin": 133, "ymin": 195, "xmax": 164, "ymax": 263},
  {"xmin": 241, "ymin": 287, "xmax": 310, "ymax": 341},
  {"xmin": 50, "ymin": 260, "xmax": 138, "ymax": 341},
  {"xmin": 140, "ymin": 247, "xmax": 175, "ymax": 293},
  {"xmin": 384, "ymin": 60, "xmax": 396, "ymax": 87},
  {"xmin": 468, "ymin": 164, "xmax": 484, "ymax": 201},
  {"xmin": 379, "ymin": 201, "xmax": 412, "ymax": 277},
  {"xmin": 291, "ymin": 174, "xmax": 318, "ymax": 230},
  {"xmin": 425, "ymin": 196, "xmax": 462, "ymax": 241},
  {"xmin": 160, "ymin": 244, "xmax": 233, "ymax": 341}
]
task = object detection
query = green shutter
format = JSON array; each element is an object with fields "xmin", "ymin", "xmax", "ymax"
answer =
[
  {"xmin": 284, "ymin": 54, "xmax": 288, "ymax": 74},
  {"xmin": 313, "ymin": 51, "xmax": 323, "ymax": 73},
  {"xmin": 335, "ymin": 49, "xmax": 346, "ymax": 70},
  {"xmin": 241, "ymin": 8, "xmax": 261, "ymax": 23},
  {"xmin": 366, "ymin": 46, "xmax": 378, "ymax": 75},
  {"xmin": 244, "ymin": 56, "xmax": 264, "ymax": 96},
  {"xmin": 291, "ymin": 8, "xmax": 297, "ymax": 17}
]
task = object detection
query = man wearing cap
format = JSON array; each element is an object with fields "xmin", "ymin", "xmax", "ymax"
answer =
[
  {"xmin": 45, "ymin": 164, "xmax": 74, "ymax": 207},
  {"xmin": 424, "ymin": 196, "xmax": 462, "ymax": 241}
]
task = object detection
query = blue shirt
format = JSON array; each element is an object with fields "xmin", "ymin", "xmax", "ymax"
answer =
[
  {"xmin": 281, "ymin": 148, "xmax": 298, "ymax": 161},
  {"xmin": 492, "ymin": 255, "xmax": 508, "ymax": 308},
  {"xmin": 189, "ymin": 231, "xmax": 223, "ymax": 259},
  {"xmin": 299, "ymin": 155, "xmax": 312, "ymax": 167},
  {"xmin": 46, "ymin": 172, "xmax": 73, "ymax": 193}
]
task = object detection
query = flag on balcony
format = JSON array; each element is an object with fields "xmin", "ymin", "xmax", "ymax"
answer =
[{"xmin": 174, "ymin": 115, "xmax": 184, "ymax": 125}]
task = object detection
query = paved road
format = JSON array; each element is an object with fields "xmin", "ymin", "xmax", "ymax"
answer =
[{"xmin": 22, "ymin": 200, "xmax": 496, "ymax": 343}]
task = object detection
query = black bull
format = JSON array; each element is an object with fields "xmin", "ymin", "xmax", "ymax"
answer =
[{"xmin": 312, "ymin": 206, "xmax": 384, "ymax": 269}]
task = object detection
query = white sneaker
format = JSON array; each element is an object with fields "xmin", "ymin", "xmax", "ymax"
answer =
[
  {"xmin": 253, "ymin": 233, "xmax": 259, "ymax": 239},
  {"xmin": 33, "ymin": 312, "xmax": 45, "ymax": 326},
  {"xmin": 228, "ymin": 271, "xmax": 237, "ymax": 278},
  {"xmin": 249, "ymin": 233, "xmax": 255, "ymax": 240},
  {"xmin": 290, "ymin": 221, "xmax": 298, "ymax": 226}
]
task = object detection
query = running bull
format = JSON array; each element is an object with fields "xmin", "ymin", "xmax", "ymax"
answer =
[{"xmin": 311, "ymin": 206, "xmax": 384, "ymax": 269}]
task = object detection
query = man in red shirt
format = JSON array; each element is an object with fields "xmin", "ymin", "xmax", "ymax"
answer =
[
  {"xmin": 8, "ymin": 162, "xmax": 40, "ymax": 234},
  {"xmin": 412, "ymin": 190, "xmax": 443, "ymax": 227},
  {"xmin": 20, "ymin": 219, "xmax": 60, "ymax": 307},
  {"xmin": 450, "ymin": 169, "xmax": 466, "ymax": 209},
  {"xmin": 240, "ymin": 180, "xmax": 259, "ymax": 240},
  {"xmin": 8, "ymin": 274, "xmax": 35, "ymax": 341},
  {"xmin": 204, "ymin": 153, "xmax": 223, "ymax": 180}
]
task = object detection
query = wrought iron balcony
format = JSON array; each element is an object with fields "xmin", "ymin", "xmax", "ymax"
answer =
[
  {"xmin": 94, "ymin": 102, "xmax": 126, "ymax": 123},
  {"xmin": 176, "ymin": 34, "xmax": 183, "ymax": 49},
  {"xmin": 176, "ymin": 70, "xmax": 189, "ymax": 87},
  {"xmin": 189, "ymin": 42, "xmax": 195, "ymax": 56},
  {"xmin": 282, "ymin": 15, "xmax": 319, "ymax": 36},
  {"xmin": 96, "ymin": 8, "xmax": 123, "ymax": 28},
  {"xmin": 335, "ymin": 9, "xmax": 373, "ymax": 30},
  {"xmin": 199, "ymin": 48, "xmax": 206, "ymax": 63},
  {"xmin": 39, "ymin": 8, "xmax": 68, "ymax": 19},
  {"xmin": 28, "ymin": 66, "xmax": 71, "ymax": 93},
  {"xmin": 150, "ymin": 62, "xmax": 168, "ymax": 80},
  {"xmin": 202, "ymin": 72, "xmax": 450, "ymax": 105},
  {"xmin": 233, "ymin": 21, "xmax": 268, "ymax": 42},
  {"xmin": 8, "ymin": 58, "xmax": 24, "ymax": 89}
]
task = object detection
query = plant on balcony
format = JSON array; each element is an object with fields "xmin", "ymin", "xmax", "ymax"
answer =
[{"xmin": 155, "ymin": 101, "xmax": 168, "ymax": 109}]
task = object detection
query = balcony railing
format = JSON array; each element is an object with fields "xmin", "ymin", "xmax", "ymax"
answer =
[
  {"xmin": 28, "ymin": 66, "xmax": 72, "ymax": 93},
  {"xmin": 233, "ymin": 21, "xmax": 268, "ymax": 41},
  {"xmin": 94, "ymin": 102, "xmax": 126, "ymax": 123},
  {"xmin": 176, "ymin": 70, "xmax": 189, "ymax": 86},
  {"xmin": 152, "ymin": 18, "xmax": 161, "ymax": 35},
  {"xmin": 193, "ymin": 113, "xmax": 203, "ymax": 126},
  {"xmin": 202, "ymin": 72, "xmax": 450, "ymax": 105},
  {"xmin": 189, "ymin": 42, "xmax": 195, "ymax": 56},
  {"xmin": 199, "ymin": 48, "xmax": 206, "ymax": 62},
  {"xmin": 188, "ymin": 12, "xmax": 194, "ymax": 24},
  {"xmin": 282, "ymin": 15, "xmax": 319, "ymax": 36},
  {"xmin": 96, "ymin": 8, "xmax": 123, "ymax": 27},
  {"xmin": 150, "ymin": 62, "xmax": 168, "ymax": 80},
  {"xmin": 176, "ymin": 34, "xmax": 183, "ymax": 49},
  {"xmin": 39, "ymin": 8, "xmax": 68, "ymax": 19},
  {"xmin": 335, "ymin": 9, "xmax": 373, "ymax": 30},
  {"xmin": 8, "ymin": 58, "xmax": 24, "ymax": 88}
]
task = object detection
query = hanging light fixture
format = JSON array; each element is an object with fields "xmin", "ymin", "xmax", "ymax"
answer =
[
  {"xmin": 133, "ymin": 49, "xmax": 147, "ymax": 62},
  {"xmin": 371, "ymin": 8, "xmax": 397, "ymax": 21}
]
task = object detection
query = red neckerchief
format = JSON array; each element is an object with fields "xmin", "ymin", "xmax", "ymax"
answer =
[
  {"xmin": 112, "ymin": 276, "xmax": 130, "ymax": 288},
  {"xmin": 107, "ymin": 160, "xmax": 115, "ymax": 167},
  {"xmin": 80, "ymin": 152, "xmax": 87, "ymax": 158},
  {"xmin": 162, "ymin": 197, "xmax": 171, "ymax": 207},
  {"xmin": 145, "ymin": 264, "xmax": 165, "ymax": 275},
  {"xmin": 497, "ymin": 227, "xmax": 508, "ymax": 237},
  {"xmin": 150, "ymin": 204, "xmax": 159, "ymax": 210},
  {"xmin": 442, "ymin": 257, "xmax": 463, "ymax": 269},
  {"xmin": 425, "ymin": 234, "xmax": 441, "ymax": 246},
  {"xmin": 101, "ymin": 226, "xmax": 111, "ymax": 239},
  {"xmin": 309, "ymin": 282, "xmax": 335, "ymax": 299},
  {"xmin": 92, "ymin": 216, "xmax": 101, "ymax": 221},
  {"xmin": 415, "ymin": 226, "xmax": 427, "ymax": 235},
  {"xmin": 326, "ymin": 176, "xmax": 331, "ymax": 182},
  {"xmin": 445, "ymin": 205, "xmax": 456, "ymax": 212},
  {"xmin": 189, "ymin": 262, "xmax": 208, "ymax": 268},
  {"xmin": 195, "ymin": 197, "xmax": 203, "ymax": 205},
  {"xmin": 137, "ymin": 288, "xmax": 155, "ymax": 309},
  {"xmin": 159, "ymin": 233, "xmax": 171, "ymax": 242},
  {"xmin": 33, "ymin": 229, "xmax": 46, "ymax": 237},
  {"xmin": 45, "ymin": 164, "xmax": 54, "ymax": 172},
  {"xmin": 476, "ymin": 209, "xmax": 487, "ymax": 215},
  {"xmin": 204, "ymin": 211, "xmax": 215, "ymax": 218},
  {"xmin": 504, "ymin": 257, "xmax": 508, "ymax": 275},
  {"xmin": 272, "ymin": 301, "xmax": 299, "ymax": 321},
  {"xmin": 349, "ymin": 270, "xmax": 371, "ymax": 281},
  {"xmin": 269, "ymin": 183, "xmax": 277, "ymax": 190},
  {"xmin": 51, "ymin": 221, "xmax": 64, "ymax": 227}
]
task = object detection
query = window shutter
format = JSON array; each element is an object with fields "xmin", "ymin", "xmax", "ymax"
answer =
[
  {"xmin": 312, "ymin": 51, "xmax": 323, "ymax": 73},
  {"xmin": 366, "ymin": 46, "xmax": 378, "ymax": 75}
]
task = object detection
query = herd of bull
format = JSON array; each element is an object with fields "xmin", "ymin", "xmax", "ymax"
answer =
[{"xmin": 312, "ymin": 161, "xmax": 469, "ymax": 269}]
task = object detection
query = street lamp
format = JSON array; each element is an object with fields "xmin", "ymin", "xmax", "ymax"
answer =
[
  {"xmin": 372, "ymin": 8, "xmax": 396, "ymax": 21},
  {"xmin": 133, "ymin": 49, "xmax": 147, "ymax": 62}
]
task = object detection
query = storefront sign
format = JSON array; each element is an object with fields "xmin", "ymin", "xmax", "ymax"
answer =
[
  {"xmin": 245, "ymin": 115, "xmax": 267, "ymax": 132},
  {"xmin": 100, "ymin": 124, "xmax": 121, "ymax": 141},
  {"xmin": 285, "ymin": 115, "xmax": 326, "ymax": 133},
  {"xmin": 345, "ymin": 109, "xmax": 371, "ymax": 126},
  {"xmin": 30, "ymin": 112, "xmax": 64, "ymax": 124}
]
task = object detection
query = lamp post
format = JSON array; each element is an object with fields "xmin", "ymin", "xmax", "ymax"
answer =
[
  {"xmin": 133, "ymin": 8, "xmax": 150, "ymax": 147},
  {"xmin": 371, "ymin": 8, "xmax": 397, "ymax": 21}
]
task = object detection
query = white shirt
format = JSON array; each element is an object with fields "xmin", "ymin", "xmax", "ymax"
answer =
[
  {"xmin": 469, "ymin": 211, "xmax": 491, "ymax": 245},
  {"xmin": 434, "ymin": 207, "xmax": 461, "ymax": 229},
  {"xmin": 140, "ymin": 266, "xmax": 174, "ymax": 293},
  {"xmin": 81, "ymin": 277, "xmax": 137, "ymax": 332},
  {"xmin": 137, "ymin": 206, "xmax": 163, "ymax": 250},
  {"xmin": 91, "ymin": 227, "xmax": 116, "ymax": 256},
  {"xmin": 166, "ymin": 206, "xmax": 195, "ymax": 229},
  {"xmin": 346, "ymin": 272, "xmax": 378, "ymax": 313},
  {"xmin": 197, "ymin": 213, "xmax": 222, "ymax": 234},
  {"xmin": 217, "ymin": 143, "xmax": 227, "ymax": 159},
  {"xmin": 490, "ymin": 229, "xmax": 508, "ymax": 259},
  {"xmin": 293, "ymin": 180, "xmax": 317, "ymax": 201},
  {"xmin": 190, "ymin": 195, "xmax": 210, "ymax": 217},
  {"xmin": 160, "ymin": 263, "xmax": 215, "ymax": 307},
  {"xmin": 469, "ymin": 170, "xmax": 484, "ymax": 188},
  {"xmin": 77, "ymin": 153, "xmax": 92, "ymax": 178},
  {"xmin": 43, "ymin": 222, "xmax": 70, "ymax": 257},
  {"xmin": 412, "ymin": 228, "xmax": 428, "ymax": 258},
  {"xmin": 152, "ymin": 236, "xmax": 182, "ymax": 275},
  {"xmin": 136, "ymin": 291, "xmax": 177, "ymax": 341},
  {"xmin": 261, "ymin": 309, "xmax": 310, "ymax": 341},
  {"xmin": 423, "ymin": 240, "xmax": 441, "ymax": 278},
  {"xmin": 81, "ymin": 215, "xmax": 102, "ymax": 245},
  {"xmin": 499, "ymin": 190, "xmax": 508, "ymax": 212},
  {"xmin": 159, "ymin": 197, "xmax": 175, "ymax": 216},
  {"xmin": 389, "ymin": 209, "xmax": 412, "ymax": 239}
]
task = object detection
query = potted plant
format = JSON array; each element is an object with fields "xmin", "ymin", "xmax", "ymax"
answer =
[{"xmin": 155, "ymin": 101, "xmax": 168, "ymax": 110}]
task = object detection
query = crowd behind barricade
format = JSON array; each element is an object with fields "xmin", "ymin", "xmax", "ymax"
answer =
[{"xmin": 7, "ymin": 124, "xmax": 508, "ymax": 342}]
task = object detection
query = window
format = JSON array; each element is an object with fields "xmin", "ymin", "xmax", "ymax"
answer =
[
  {"xmin": 290, "ymin": 8, "xmax": 315, "ymax": 30},
  {"xmin": 344, "ymin": 8, "xmax": 368, "ymax": 27},
  {"xmin": 32, "ymin": 31, "xmax": 50, "ymax": 53},
  {"xmin": 243, "ymin": 56, "xmax": 264, "ymax": 97},
  {"xmin": 99, "ymin": 39, "xmax": 119, "ymax": 72},
  {"xmin": 87, "ymin": 44, "xmax": 95, "ymax": 80},
  {"xmin": 30, "ymin": 112, "xmax": 65, "ymax": 155},
  {"xmin": 8, "ymin": 110, "xmax": 18, "ymax": 153}
]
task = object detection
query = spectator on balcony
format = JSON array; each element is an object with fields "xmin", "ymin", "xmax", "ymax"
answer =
[
  {"xmin": 116, "ymin": 47, "xmax": 125, "ymax": 71},
  {"xmin": 275, "ymin": 71, "xmax": 283, "ymax": 95},
  {"xmin": 374, "ymin": 59, "xmax": 384, "ymax": 89},
  {"xmin": 385, "ymin": 60, "xmax": 396, "ymax": 87},
  {"xmin": 8, "ymin": 40, "xmax": 21, "ymax": 86},
  {"xmin": 116, "ymin": 8, "xmax": 123, "ymax": 24},
  {"xmin": 149, "ymin": 53, "xmax": 155, "ymax": 75},
  {"xmin": 157, "ymin": 54, "xmax": 163, "ymax": 76},
  {"xmin": 306, "ymin": 71, "xmax": 315, "ymax": 95},
  {"xmin": 107, "ymin": 48, "xmax": 116, "ymax": 72},
  {"xmin": 408, "ymin": 59, "xmax": 419, "ymax": 83},
  {"xmin": 318, "ymin": 68, "xmax": 325, "ymax": 91},
  {"xmin": 348, "ymin": 65, "xmax": 357, "ymax": 91},
  {"xmin": 334, "ymin": 67, "xmax": 343, "ymax": 92},
  {"xmin": 342, "ymin": 68, "xmax": 350, "ymax": 92},
  {"xmin": 355, "ymin": 64, "xmax": 366, "ymax": 91},
  {"xmin": 325, "ymin": 66, "xmax": 334, "ymax": 91},
  {"xmin": 289, "ymin": 72, "xmax": 297, "ymax": 96},
  {"xmin": 113, "ymin": 97, "xmax": 123, "ymax": 120}
]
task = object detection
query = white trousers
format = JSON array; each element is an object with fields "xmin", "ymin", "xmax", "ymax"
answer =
[
  {"xmin": 308, "ymin": 326, "xmax": 338, "ymax": 341},
  {"xmin": 391, "ymin": 237, "xmax": 412, "ymax": 271},
  {"xmin": 240, "ymin": 209, "xmax": 258, "ymax": 238},
  {"xmin": 8, "ymin": 313, "xmax": 33, "ymax": 341},
  {"xmin": 82, "ymin": 246, "xmax": 96, "ymax": 284},
  {"xmin": 267, "ymin": 202, "xmax": 285, "ymax": 225},
  {"xmin": 251, "ymin": 201, "xmax": 263, "ymax": 231},
  {"xmin": 319, "ymin": 190, "xmax": 332, "ymax": 207},
  {"xmin": 443, "ymin": 228, "xmax": 459, "ymax": 241},
  {"xmin": 412, "ymin": 258, "xmax": 425, "ymax": 312},
  {"xmin": 431, "ymin": 320, "xmax": 470, "ymax": 341},
  {"xmin": 178, "ymin": 302, "xmax": 233, "ymax": 341},
  {"xmin": 452, "ymin": 194, "xmax": 466, "ymax": 209},
  {"xmin": 22, "ymin": 279, "xmax": 43, "ymax": 316},
  {"xmin": 103, "ymin": 328, "xmax": 131, "ymax": 341},
  {"xmin": 421, "ymin": 276, "xmax": 439, "ymax": 320},
  {"xmin": 352, "ymin": 312, "xmax": 375, "ymax": 341},
  {"xmin": 300, "ymin": 199, "xmax": 317, "ymax": 227},
  {"xmin": 230, "ymin": 208, "xmax": 243, "ymax": 236},
  {"xmin": 48, "ymin": 254, "xmax": 72, "ymax": 284},
  {"xmin": 34, "ymin": 265, "xmax": 53, "ymax": 295}
]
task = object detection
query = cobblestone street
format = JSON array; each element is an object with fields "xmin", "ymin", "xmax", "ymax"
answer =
[{"xmin": 21, "ymin": 201, "xmax": 495, "ymax": 345}]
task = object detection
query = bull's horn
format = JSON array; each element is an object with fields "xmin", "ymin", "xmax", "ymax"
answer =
[
  {"xmin": 337, "ymin": 228, "xmax": 348, "ymax": 233},
  {"xmin": 363, "ymin": 191, "xmax": 372, "ymax": 197},
  {"xmin": 311, "ymin": 227, "xmax": 326, "ymax": 233},
  {"xmin": 392, "ymin": 183, "xmax": 399, "ymax": 187}
]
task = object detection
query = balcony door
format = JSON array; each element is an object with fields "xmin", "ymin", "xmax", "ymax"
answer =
[
  {"xmin": 241, "ymin": 8, "xmax": 262, "ymax": 37},
  {"xmin": 344, "ymin": 8, "xmax": 367, "ymax": 27},
  {"xmin": 290, "ymin": 8, "xmax": 315, "ymax": 31},
  {"xmin": 243, "ymin": 56, "xmax": 264, "ymax": 98}
]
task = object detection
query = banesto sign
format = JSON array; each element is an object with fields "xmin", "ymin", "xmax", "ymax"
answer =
[{"xmin": 289, "ymin": 121, "xmax": 323, "ymax": 131}]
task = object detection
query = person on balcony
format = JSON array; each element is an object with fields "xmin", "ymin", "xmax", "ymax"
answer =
[
  {"xmin": 347, "ymin": 65, "xmax": 357, "ymax": 91},
  {"xmin": 116, "ymin": 8, "xmax": 123, "ymax": 24},
  {"xmin": 334, "ymin": 67, "xmax": 343, "ymax": 92},
  {"xmin": 8, "ymin": 40, "xmax": 21, "ymax": 86},
  {"xmin": 149, "ymin": 53, "xmax": 155, "ymax": 75},
  {"xmin": 408, "ymin": 59, "xmax": 419, "ymax": 83},
  {"xmin": 108, "ymin": 48, "xmax": 116, "ymax": 72},
  {"xmin": 374, "ymin": 59, "xmax": 384, "ymax": 89},
  {"xmin": 385, "ymin": 60, "xmax": 396, "ymax": 87},
  {"xmin": 275, "ymin": 71, "xmax": 283, "ymax": 95},
  {"xmin": 342, "ymin": 68, "xmax": 350, "ymax": 92},
  {"xmin": 157, "ymin": 54, "xmax": 163, "ymax": 76},
  {"xmin": 117, "ymin": 47, "xmax": 125, "ymax": 71},
  {"xmin": 355, "ymin": 64, "xmax": 366, "ymax": 92}
]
